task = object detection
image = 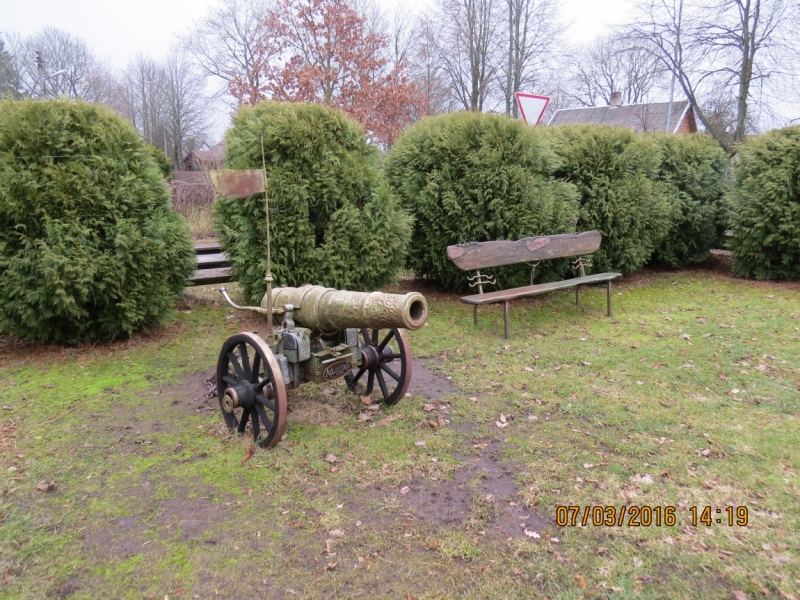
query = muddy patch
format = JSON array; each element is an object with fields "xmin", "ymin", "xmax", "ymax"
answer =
[
  {"xmin": 407, "ymin": 358, "xmax": 461, "ymax": 400},
  {"xmin": 82, "ymin": 482, "xmax": 229, "ymax": 559},
  {"xmin": 390, "ymin": 438, "xmax": 554, "ymax": 540}
]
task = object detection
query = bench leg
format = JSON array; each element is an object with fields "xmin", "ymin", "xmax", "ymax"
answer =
[
  {"xmin": 503, "ymin": 301, "xmax": 510, "ymax": 339},
  {"xmin": 575, "ymin": 285, "xmax": 580, "ymax": 306},
  {"xmin": 473, "ymin": 305, "xmax": 478, "ymax": 326},
  {"xmin": 607, "ymin": 281, "xmax": 612, "ymax": 317}
]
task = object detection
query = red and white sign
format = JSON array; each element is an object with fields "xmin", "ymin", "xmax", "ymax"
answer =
[{"xmin": 515, "ymin": 93, "xmax": 550, "ymax": 126}]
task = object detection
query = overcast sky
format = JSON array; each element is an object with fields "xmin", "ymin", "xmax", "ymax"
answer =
[{"xmin": 1, "ymin": 0, "xmax": 632, "ymax": 70}]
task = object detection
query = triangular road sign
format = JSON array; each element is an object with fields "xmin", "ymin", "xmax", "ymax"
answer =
[{"xmin": 515, "ymin": 93, "xmax": 550, "ymax": 126}]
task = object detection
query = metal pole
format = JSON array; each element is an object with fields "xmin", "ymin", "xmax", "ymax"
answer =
[
  {"xmin": 665, "ymin": 0, "xmax": 683, "ymax": 133},
  {"xmin": 607, "ymin": 281, "xmax": 612, "ymax": 317},
  {"xmin": 261, "ymin": 135, "xmax": 274, "ymax": 338}
]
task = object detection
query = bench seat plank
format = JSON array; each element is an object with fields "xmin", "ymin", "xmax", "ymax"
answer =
[{"xmin": 460, "ymin": 272, "xmax": 621, "ymax": 305}]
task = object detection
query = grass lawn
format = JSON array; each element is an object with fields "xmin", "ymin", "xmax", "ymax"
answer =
[{"xmin": 1, "ymin": 260, "xmax": 799, "ymax": 599}]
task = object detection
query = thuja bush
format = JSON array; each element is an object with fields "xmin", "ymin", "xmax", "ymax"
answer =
[
  {"xmin": 543, "ymin": 124, "xmax": 678, "ymax": 275},
  {"xmin": 649, "ymin": 133, "xmax": 730, "ymax": 268},
  {"xmin": 0, "ymin": 100, "xmax": 195, "ymax": 344},
  {"xmin": 725, "ymin": 126, "xmax": 800, "ymax": 280},
  {"xmin": 214, "ymin": 102, "xmax": 411, "ymax": 302},
  {"xmin": 384, "ymin": 112, "xmax": 578, "ymax": 292}
]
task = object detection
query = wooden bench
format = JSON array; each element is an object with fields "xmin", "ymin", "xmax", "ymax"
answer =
[{"xmin": 446, "ymin": 231, "xmax": 621, "ymax": 338}]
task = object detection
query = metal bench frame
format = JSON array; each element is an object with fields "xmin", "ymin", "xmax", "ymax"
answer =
[{"xmin": 446, "ymin": 231, "xmax": 621, "ymax": 339}]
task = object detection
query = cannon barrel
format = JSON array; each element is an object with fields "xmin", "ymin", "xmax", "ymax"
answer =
[{"xmin": 263, "ymin": 285, "xmax": 428, "ymax": 331}]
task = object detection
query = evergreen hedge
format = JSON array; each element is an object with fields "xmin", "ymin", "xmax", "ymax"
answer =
[
  {"xmin": 214, "ymin": 102, "xmax": 411, "ymax": 302},
  {"xmin": 543, "ymin": 124, "xmax": 678, "ymax": 275},
  {"xmin": 385, "ymin": 112, "xmax": 578, "ymax": 292},
  {"xmin": 649, "ymin": 133, "xmax": 730, "ymax": 268},
  {"xmin": 725, "ymin": 126, "xmax": 800, "ymax": 280},
  {"xmin": 0, "ymin": 100, "xmax": 195, "ymax": 344}
]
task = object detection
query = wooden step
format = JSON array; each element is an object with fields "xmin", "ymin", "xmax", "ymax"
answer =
[
  {"xmin": 194, "ymin": 241, "xmax": 221, "ymax": 254},
  {"xmin": 196, "ymin": 252, "xmax": 230, "ymax": 269},
  {"xmin": 190, "ymin": 240, "xmax": 233, "ymax": 285},
  {"xmin": 189, "ymin": 267, "xmax": 232, "ymax": 286}
]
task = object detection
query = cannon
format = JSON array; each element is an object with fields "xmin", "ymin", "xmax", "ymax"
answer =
[
  {"xmin": 210, "ymin": 160, "xmax": 429, "ymax": 449},
  {"xmin": 217, "ymin": 285, "xmax": 428, "ymax": 448}
]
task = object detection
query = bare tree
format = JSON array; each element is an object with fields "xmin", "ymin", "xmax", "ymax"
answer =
[
  {"xmin": 5, "ymin": 27, "xmax": 114, "ymax": 102},
  {"xmin": 629, "ymin": 0, "xmax": 800, "ymax": 151},
  {"xmin": 566, "ymin": 34, "xmax": 667, "ymax": 107},
  {"xmin": 115, "ymin": 54, "xmax": 165, "ymax": 146},
  {"xmin": 162, "ymin": 50, "xmax": 211, "ymax": 166},
  {"xmin": 499, "ymin": 0, "xmax": 565, "ymax": 117},
  {"xmin": 426, "ymin": 0, "xmax": 500, "ymax": 112},
  {"xmin": 408, "ymin": 19, "xmax": 457, "ymax": 116},
  {"xmin": 0, "ymin": 36, "xmax": 21, "ymax": 98},
  {"xmin": 113, "ymin": 51, "xmax": 210, "ymax": 167},
  {"xmin": 183, "ymin": 0, "xmax": 273, "ymax": 103}
]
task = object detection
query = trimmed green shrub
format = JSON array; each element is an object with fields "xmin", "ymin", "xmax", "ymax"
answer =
[
  {"xmin": 544, "ymin": 124, "xmax": 678, "ymax": 275},
  {"xmin": 214, "ymin": 102, "xmax": 411, "ymax": 302},
  {"xmin": 0, "ymin": 99, "xmax": 195, "ymax": 344},
  {"xmin": 649, "ymin": 133, "xmax": 730, "ymax": 268},
  {"xmin": 725, "ymin": 126, "xmax": 800, "ymax": 280},
  {"xmin": 385, "ymin": 112, "xmax": 579, "ymax": 292}
]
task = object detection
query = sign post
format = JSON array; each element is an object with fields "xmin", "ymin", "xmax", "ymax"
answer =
[{"xmin": 515, "ymin": 93, "xmax": 550, "ymax": 126}]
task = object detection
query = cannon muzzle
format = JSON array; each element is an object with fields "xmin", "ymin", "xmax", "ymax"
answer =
[{"xmin": 263, "ymin": 285, "xmax": 428, "ymax": 331}]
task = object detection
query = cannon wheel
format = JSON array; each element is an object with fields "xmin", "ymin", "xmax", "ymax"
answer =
[
  {"xmin": 216, "ymin": 332, "xmax": 287, "ymax": 449},
  {"xmin": 345, "ymin": 327, "xmax": 412, "ymax": 405}
]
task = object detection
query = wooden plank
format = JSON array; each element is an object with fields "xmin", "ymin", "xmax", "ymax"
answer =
[
  {"xmin": 196, "ymin": 252, "xmax": 230, "ymax": 268},
  {"xmin": 447, "ymin": 231, "xmax": 602, "ymax": 271},
  {"xmin": 194, "ymin": 241, "xmax": 221, "ymax": 254},
  {"xmin": 189, "ymin": 267, "xmax": 232, "ymax": 286},
  {"xmin": 459, "ymin": 272, "xmax": 621, "ymax": 305}
]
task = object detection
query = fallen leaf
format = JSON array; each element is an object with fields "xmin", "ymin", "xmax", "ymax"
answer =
[
  {"xmin": 629, "ymin": 473, "xmax": 654, "ymax": 484},
  {"xmin": 399, "ymin": 486, "xmax": 411, "ymax": 494},
  {"xmin": 241, "ymin": 445, "xmax": 255, "ymax": 465},
  {"xmin": 324, "ymin": 562, "xmax": 337, "ymax": 571},
  {"xmin": 322, "ymin": 388, "xmax": 336, "ymax": 396},
  {"xmin": 35, "ymin": 481, "xmax": 57, "ymax": 492},
  {"xmin": 414, "ymin": 440, "xmax": 427, "ymax": 447},
  {"xmin": 633, "ymin": 557, "xmax": 643, "ymax": 568},
  {"xmin": 696, "ymin": 448, "xmax": 712, "ymax": 457},
  {"xmin": 423, "ymin": 403, "xmax": 436, "ymax": 412},
  {"xmin": 469, "ymin": 396, "xmax": 480, "ymax": 402},
  {"xmin": 680, "ymin": 333, "xmax": 692, "ymax": 340},
  {"xmin": 718, "ymin": 373, "xmax": 730, "ymax": 381},
  {"xmin": 473, "ymin": 442, "xmax": 488, "ymax": 449},
  {"xmin": 524, "ymin": 366, "xmax": 535, "ymax": 372},
  {"xmin": 377, "ymin": 415, "xmax": 400, "ymax": 426},
  {"xmin": 730, "ymin": 591, "xmax": 748, "ymax": 600},
  {"xmin": 427, "ymin": 420, "xmax": 439, "ymax": 428},
  {"xmin": 657, "ymin": 331, "xmax": 666, "ymax": 337},
  {"xmin": 524, "ymin": 530, "xmax": 540, "ymax": 538},
  {"xmin": 583, "ymin": 463, "xmax": 594, "ymax": 470},
  {"xmin": 635, "ymin": 575, "xmax": 654, "ymax": 583},
  {"xmin": 328, "ymin": 529, "xmax": 344, "ymax": 537},
  {"xmin": 325, "ymin": 454, "xmax": 338, "ymax": 463},
  {"xmin": 358, "ymin": 413, "xmax": 372, "ymax": 422},
  {"xmin": 719, "ymin": 323, "xmax": 730, "ymax": 328},
  {"xmin": 527, "ymin": 415, "xmax": 538, "ymax": 422},
  {"xmin": 573, "ymin": 574, "xmax": 587, "ymax": 589},
  {"xmin": 360, "ymin": 396, "xmax": 372, "ymax": 405}
]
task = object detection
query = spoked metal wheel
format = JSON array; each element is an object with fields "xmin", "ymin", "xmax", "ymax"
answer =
[
  {"xmin": 345, "ymin": 328, "xmax": 412, "ymax": 405},
  {"xmin": 216, "ymin": 332, "xmax": 287, "ymax": 449}
]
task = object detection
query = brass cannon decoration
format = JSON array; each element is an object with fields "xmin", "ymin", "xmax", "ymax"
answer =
[{"xmin": 210, "ymin": 151, "xmax": 428, "ymax": 449}]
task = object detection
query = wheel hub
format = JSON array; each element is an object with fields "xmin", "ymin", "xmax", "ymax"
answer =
[
  {"xmin": 361, "ymin": 345, "xmax": 381, "ymax": 370},
  {"xmin": 222, "ymin": 380, "xmax": 257, "ymax": 413}
]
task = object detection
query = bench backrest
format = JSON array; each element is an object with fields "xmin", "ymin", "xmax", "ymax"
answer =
[{"xmin": 446, "ymin": 231, "xmax": 601, "ymax": 271}]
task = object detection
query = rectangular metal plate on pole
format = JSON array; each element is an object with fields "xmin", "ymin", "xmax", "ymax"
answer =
[{"xmin": 210, "ymin": 169, "xmax": 266, "ymax": 198}]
